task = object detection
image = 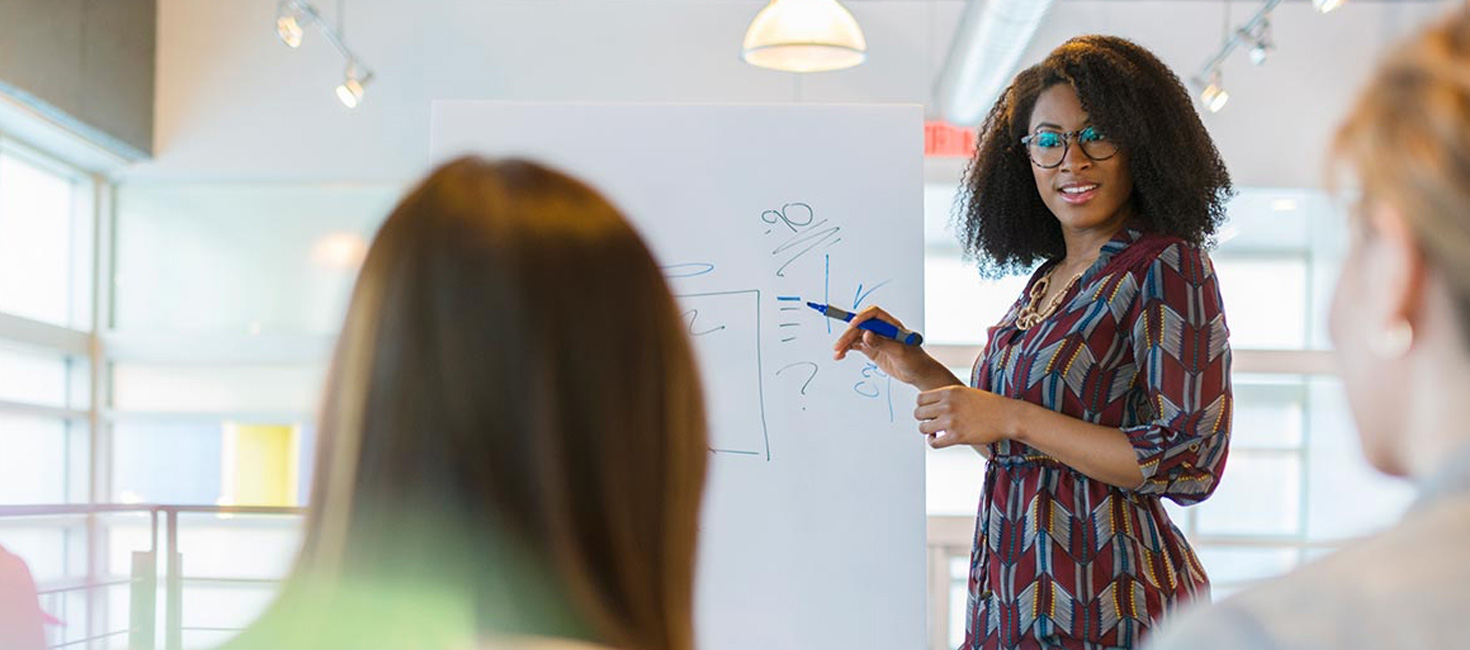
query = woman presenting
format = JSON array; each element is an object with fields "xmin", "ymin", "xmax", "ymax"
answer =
[{"xmin": 836, "ymin": 36, "xmax": 1234, "ymax": 649}]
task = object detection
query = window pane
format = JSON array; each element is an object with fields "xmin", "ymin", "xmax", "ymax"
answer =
[
  {"xmin": 0, "ymin": 524, "xmax": 80, "ymax": 582},
  {"xmin": 111, "ymin": 364, "xmax": 325, "ymax": 413},
  {"xmin": 1215, "ymin": 189, "xmax": 1346, "ymax": 351},
  {"xmin": 1193, "ymin": 545, "xmax": 1298, "ymax": 586},
  {"xmin": 0, "ymin": 152, "xmax": 79, "ymax": 326},
  {"xmin": 102, "ymin": 512, "xmax": 155, "ymax": 578},
  {"xmin": 1218, "ymin": 191, "xmax": 1314, "ymax": 252},
  {"xmin": 113, "ymin": 421, "xmax": 315, "ymax": 506},
  {"xmin": 0, "ymin": 415, "xmax": 71, "ymax": 503},
  {"xmin": 0, "ymin": 344, "xmax": 71, "ymax": 408},
  {"xmin": 924, "ymin": 183, "xmax": 962, "ymax": 248},
  {"xmin": 1212, "ymin": 256, "xmax": 1309, "ymax": 350},
  {"xmin": 1231, "ymin": 376, "xmax": 1305, "ymax": 450},
  {"xmin": 926, "ymin": 445, "xmax": 984, "ymax": 516},
  {"xmin": 1194, "ymin": 450, "xmax": 1301, "ymax": 537},
  {"xmin": 49, "ymin": 589, "xmax": 92, "ymax": 647},
  {"xmin": 113, "ymin": 421, "xmax": 223, "ymax": 505},
  {"xmin": 1304, "ymin": 377, "xmax": 1414, "ymax": 541},
  {"xmin": 923, "ymin": 255, "xmax": 1028, "ymax": 346},
  {"xmin": 113, "ymin": 184, "xmax": 399, "ymax": 335},
  {"xmin": 949, "ymin": 556, "xmax": 969, "ymax": 648},
  {"xmin": 103, "ymin": 581, "xmax": 134, "ymax": 649},
  {"xmin": 177, "ymin": 513, "xmax": 302, "ymax": 580},
  {"xmin": 174, "ymin": 512, "xmax": 304, "ymax": 645},
  {"xmin": 184, "ymin": 585, "xmax": 279, "ymax": 641}
]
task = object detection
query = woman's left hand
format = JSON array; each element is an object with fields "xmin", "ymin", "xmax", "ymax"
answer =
[{"xmin": 914, "ymin": 386, "xmax": 1021, "ymax": 449}]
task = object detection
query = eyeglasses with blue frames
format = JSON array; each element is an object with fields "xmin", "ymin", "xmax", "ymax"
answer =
[{"xmin": 1019, "ymin": 126, "xmax": 1120, "ymax": 169}]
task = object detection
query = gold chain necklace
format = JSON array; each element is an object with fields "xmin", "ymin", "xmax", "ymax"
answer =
[{"xmin": 1015, "ymin": 265, "xmax": 1086, "ymax": 330}]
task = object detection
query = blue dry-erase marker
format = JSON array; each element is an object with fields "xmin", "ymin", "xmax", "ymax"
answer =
[{"xmin": 807, "ymin": 302, "xmax": 924, "ymax": 346}]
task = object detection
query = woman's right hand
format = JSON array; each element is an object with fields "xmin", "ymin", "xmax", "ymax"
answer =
[{"xmin": 832, "ymin": 306, "xmax": 959, "ymax": 391}]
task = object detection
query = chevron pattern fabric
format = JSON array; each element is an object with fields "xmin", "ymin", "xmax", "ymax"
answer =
[{"xmin": 961, "ymin": 228, "xmax": 1232, "ymax": 650}]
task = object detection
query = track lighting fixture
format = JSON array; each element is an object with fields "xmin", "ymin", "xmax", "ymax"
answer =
[
  {"xmin": 274, "ymin": 0, "xmax": 375, "ymax": 108},
  {"xmin": 1190, "ymin": 0, "xmax": 1346, "ymax": 113}
]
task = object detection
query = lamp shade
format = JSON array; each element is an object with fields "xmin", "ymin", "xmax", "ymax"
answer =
[{"xmin": 741, "ymin": 0, "xmax": 867, "ymax": 73}]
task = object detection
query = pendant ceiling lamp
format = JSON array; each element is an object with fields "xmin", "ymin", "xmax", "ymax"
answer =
[{"xmin": 741, "ymin": 0, "xmax": 867, "ymax": 73}]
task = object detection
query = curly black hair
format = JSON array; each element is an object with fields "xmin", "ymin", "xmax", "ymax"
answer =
[{"xmin": 957, "ymin": 35, "xmax": 1234, "ymax": 277}]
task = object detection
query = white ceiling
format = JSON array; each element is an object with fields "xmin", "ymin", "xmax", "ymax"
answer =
[{"xmin": 124, "ymin": 0, "xmax": 1455, "ymax": 188}]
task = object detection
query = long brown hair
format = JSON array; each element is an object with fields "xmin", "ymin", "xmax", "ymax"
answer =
[
  {"xmin": 1333, "ymin": 5, "xmax": 1470, "ymax": 341},
  {"xmin": 279, "ymin": 157, "xmax": 707, "ymax": 650}
]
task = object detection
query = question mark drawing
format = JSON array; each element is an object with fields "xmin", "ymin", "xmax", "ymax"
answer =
[{"xmin": 776, "ymin": 361, "xmax": 820, "ymax": 411}]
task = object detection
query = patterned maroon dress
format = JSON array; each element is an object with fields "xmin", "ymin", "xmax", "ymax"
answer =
[{"xmin": 962, "ymin": 227, "xmax": 1232, "ymax": 650}]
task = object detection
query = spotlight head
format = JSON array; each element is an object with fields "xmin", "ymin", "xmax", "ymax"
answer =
[
  {"xmin": 275, "ymin": 1, "xmax": 305, "ymax": 48},
  {"xmin": 276, "ymin": 15, "xmax": 303, "ymax": 48},
  {"xmin": 336, "ymin": 79, "xmax": 362, "ymax": 108},
  {"xmin": 336, "ymin": 64, "xmax": 372, "ymax": 108},
  {"xmin": 1249, "ymin": 44, "xmax": 1269, "ymax": 66},
  {"xmin": 1202, "ymin": 84, "xmax": 1229, "ymax": 113},
  {"xmin": 1196, "ymin": 70, "xmax": 1229, "ymax": 113},
  {"xmin": 1313, "ymin": 0, "xmax": 1346, "ymax": 14},
  {"xmin": 1247, "ymin": 17, "xmax": 1273, "ymax": 66}
]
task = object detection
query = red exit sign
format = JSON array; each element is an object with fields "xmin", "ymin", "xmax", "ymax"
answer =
[{"xmin": 925, "ymin": 121, "xmax": 977, "ymax": 158}]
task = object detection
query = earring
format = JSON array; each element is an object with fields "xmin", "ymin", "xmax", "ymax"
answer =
[{"xmin": 1370, "ymin": 319, "xmax": 1415, "ymax": 359}]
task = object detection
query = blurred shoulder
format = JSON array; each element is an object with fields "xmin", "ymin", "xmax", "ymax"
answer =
[{"xmin": 1151, "ymin": 498, "xmax": 1470, "ymax": 649}]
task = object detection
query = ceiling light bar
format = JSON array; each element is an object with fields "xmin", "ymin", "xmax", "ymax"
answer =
[{"xmin": 274, "ymin": 0, "xmax": 375, "ymax": 108}]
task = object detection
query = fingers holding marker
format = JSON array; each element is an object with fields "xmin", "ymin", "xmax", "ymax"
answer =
[
  {"xmin": 832, "ymin": 306, "xmax": 891, "ymax": 353},
  {"xmin": 825, "ymin": 303, "xmax": 924, "ymax": 359}
]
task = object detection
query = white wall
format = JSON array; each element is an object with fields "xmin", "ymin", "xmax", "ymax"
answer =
[{"xmin": 127, "ymin": 0, "xmax": 1453, "ymax": 187}]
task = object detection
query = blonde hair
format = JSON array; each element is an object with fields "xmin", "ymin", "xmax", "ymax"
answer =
[{"xmin": 1334, "ymin": 4, "xmax": 1470, "ymax": 336}]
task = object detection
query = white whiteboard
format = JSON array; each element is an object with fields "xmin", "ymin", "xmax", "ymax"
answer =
[{"xmin": 431, "ymin": 103, "xmax": 926, "ymax": 650}]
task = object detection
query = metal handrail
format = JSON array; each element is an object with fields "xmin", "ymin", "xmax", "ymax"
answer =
[
  {"xmin": 0, "ymin": 503, "xmax": 307, "ymax": 650},
  {"xmin": 0, "ymin": 503, "xmax": 163, "ymax": 516},
  {"xmin": 34, "ymin": 576, "xmax": 137, "ymax": 596},
  {"xmin": 0, "ymin": 503, "xmax": 306, "ymax": 517}
]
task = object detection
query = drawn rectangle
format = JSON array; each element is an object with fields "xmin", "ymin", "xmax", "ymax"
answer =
[{"xmin": 676, "ymin": 290, "xmax": 768, "ymax": 460}]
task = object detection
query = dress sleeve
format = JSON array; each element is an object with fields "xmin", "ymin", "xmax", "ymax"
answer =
[{"xmin": 1122, "ymin": 243, "xmax": 1232, "ymax": 505}]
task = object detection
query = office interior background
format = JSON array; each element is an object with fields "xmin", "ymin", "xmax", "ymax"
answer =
[{"xmin": 0, "ymin": 0, "xmax": 1453, "ymax": 647}]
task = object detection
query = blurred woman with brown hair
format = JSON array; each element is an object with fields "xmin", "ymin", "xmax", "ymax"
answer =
[
  {"xmin": 1149, "ymin": 6, "xmax": 1470, "ymax": 648},
  {"xmin": 223, "ymin": 157, "xmax": 708, "ymax": 650}
]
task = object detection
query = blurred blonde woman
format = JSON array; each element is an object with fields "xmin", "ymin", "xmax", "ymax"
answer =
[
  {"xmin": 1149, "ymin": 6, "xmax": 1470, "ymax": 649},
  {"xmin": 222, "ymin": 157, "xmax": 708, "ymax": 650}
]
